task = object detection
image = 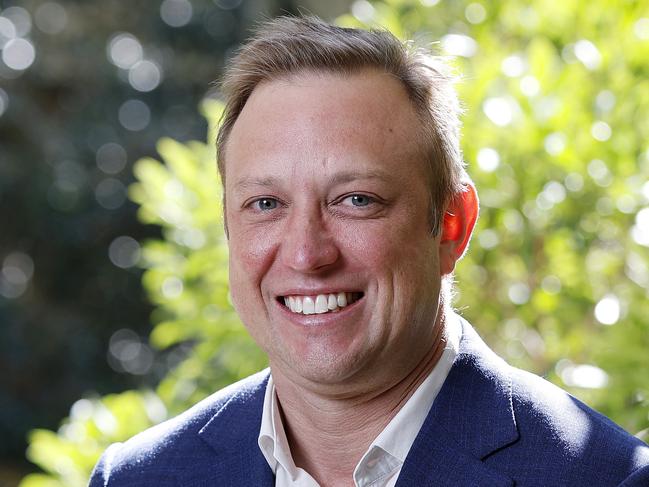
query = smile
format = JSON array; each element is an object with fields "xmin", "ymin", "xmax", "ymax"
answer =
[{"xmin": 280, "ymin": 292, "xmax": 363, "ymax": 315}]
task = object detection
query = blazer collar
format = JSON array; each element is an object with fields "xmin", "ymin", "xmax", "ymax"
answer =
[{"xmin": 397, "ymin": 317, "xmax": 519, "ymax": 486}]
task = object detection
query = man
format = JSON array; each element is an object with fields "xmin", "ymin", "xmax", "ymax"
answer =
[{"xmin": 90, "ymin": 16, "xmax": 649, "ymax": 486}]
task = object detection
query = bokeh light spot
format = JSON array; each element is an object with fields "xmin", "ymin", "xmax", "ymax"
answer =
[
  {"xmin": 632, "ymin": 207, "xmax": 649, "ymax": 246},
  {"xmin": 587, "ymin": 159, "xmax": 612, "ymax": 186},
  {"xmin": 476, "ymin": 147, "xmax": 500, "ymax": 172},
  {"xmin": 557, "ymin": 360, "xmax": 609, "ymax": 389},
  {"xmin": 144, "ymin": 393, "xmax": 167, "ymax": 423},
  {"xmin": 483, "ymin": 97, "xmax": 517, "ymax": 126},
  {"xmin": 478, "ymin": 229, "xmax": 500, "ymax": 249},
  {"xmin": 441, "ymin": 34, "xmax": 477, "ymax": 57},
  {"xmin": 2, "ymin": 38, "xmax": 36, "ymax": 71},
  {"xmin": 118, "ymin": 99, "xmax": 151, "ymax": 131},
  {"xmin": 96, "ymin": 142, "xmax": 127, "ymax": 174},
  {"xmin": 70, "ymin": 399, "xmax": 94, "ymax": 422},
  {"xmin": 561, "ymin": 44, "xmax": 578, "ymax": 64},
  {"xmin": 160, "ymin": 0, "xmax": 193, "ymax": 27},
  {"xmin": 92, "ymin": 405, "xmax": 117, "ymax": 435},
  {"xmin": 108, "ymin": 236, "xmax": 141, "ymax": 269},
  {"xmin": 541, "ymin": 275, "xmax": 562, "ymax": 294},
  {"xmin": 574, "ymin": 39, "xmax": 601, "ymax": 70},
  {"xmin": 128, "ymin": 60, "xmax": 162, "ymax": 92},
  {"xmin": 594, "ymin": 294, "xmax": 620, "ymax": 325},
  {"xmin": 0, "ymin": 16, "xmax": 17, "ymax": 46},
  {"xmin": 108, "ymin": 329, "xmax": 153, "ymax": 375},
  {"xmin": 616, "ymin": 194, "xmax": 636, "ymax": 214},
  {"xmin": 34, "ymin": 2, "xmax": 68, "ymax": 34},
  {"xmin": 519, "ymin": 75, "xmax": 540, "ymax": 97},
  {"xmin": 544, "ymin": 132, "xmax": 566, "ymax": 156},
  {"xmin": 465, "ymin": 3, "xmax": 486, "ymax": 24},
  {"xmin": 634, "ymin": 18, "xmax": 649, "ymax": 40},
  {"xmin": 501, "ymin": 54, "xmax": 525, "ymax": 77},
  {"xmin": 0, "ymin": 251, "xmax": 34, "ymax": 299},
  {"xmin": 591, "ymin": 121, "xmax": 612, "ymax": 141},
  {"xmin": 508, "ymin": 282, "xmax": 530, "ymax": 304},
  {"xmin": 542, "ymin": 181, "xmax": 566, "ymax": 204},
  {"xmin": 595, "ymin": 90, "xmax": 615, "ymax": 112},
  {"xmin": 564, "ymin": 173, "xmax": 584, "ymax": 192},
  {"xmin": 626, "ymin": 252, "xmax": 649, "ymax": 288},
  {"xmin": 595, "ymin": 196, "xmax": 613, "ymax": 216},
  {"xmin": 2, "ymin": 6, "xmax": 31, "ymax": 37},
  {"xmin": 107, "ymin": 33, "xmax": 143, "ymax": 69},
  {"xmin": 642, "ymin": 181, "xmax": 649, "ymax": 201},
  {"xmin": 162, "ymin": 276, "xmax": 184, "ymax": 299},
  {"xmin": 351, "ymin": 0, "xmax": 375, "ymax": 22}
]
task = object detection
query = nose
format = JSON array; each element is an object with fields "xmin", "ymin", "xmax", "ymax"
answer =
[{"xmin": 279, "ymin": 206, "xmax": 340, "ymax": 273}]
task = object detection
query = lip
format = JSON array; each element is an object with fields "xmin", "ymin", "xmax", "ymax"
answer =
[{"xmin": 273, "ymin": 292, "xmax": 365, "ymax": 326}]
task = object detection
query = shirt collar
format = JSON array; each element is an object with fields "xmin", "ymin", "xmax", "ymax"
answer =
[{"xmin": 259, "ymin": 374, "xmax": 290, "ymax": 475}]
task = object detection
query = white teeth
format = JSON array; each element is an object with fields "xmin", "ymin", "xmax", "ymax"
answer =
[
  {"xmin": 327, "ymin": 294, "xmax": 337, "ymax": 310},
  {"xmin": 315, "ymin": 295, "xmax": 328, "ymax": 314},
  {"xmin": 302, "ymin": 296, "xmax": 315, "ymax": 315},
  {"xmin": 283, "ymin": 292, "xmax": 360, "ymax": 315}
]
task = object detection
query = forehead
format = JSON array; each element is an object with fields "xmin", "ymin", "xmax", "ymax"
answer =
[{"xmin": 224, "ymin": 69, "xmax": 426, "ymax": 184}]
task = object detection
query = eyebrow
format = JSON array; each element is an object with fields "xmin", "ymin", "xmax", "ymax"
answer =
[{"xmin": 233, "ymin": 170, "xmax": 393, "ymax": 192}]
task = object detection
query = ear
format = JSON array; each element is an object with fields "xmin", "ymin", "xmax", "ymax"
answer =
[{"xmin": 439, "ymin": 183, "xmax": 479, "ymax": 276}]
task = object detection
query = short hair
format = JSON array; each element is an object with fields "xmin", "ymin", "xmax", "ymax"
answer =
[{"xmin": 216, "ymin": 16, "xmax": 468, "ymax": 235}]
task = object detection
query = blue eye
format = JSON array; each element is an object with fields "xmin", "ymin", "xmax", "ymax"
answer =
[
  {"xmin": 254, "ymin": 198, "xmax": 278, "ymax": 210},
  {"xmin": 347, "ymin": 194, "xmax": 372, "ymax": 207}
]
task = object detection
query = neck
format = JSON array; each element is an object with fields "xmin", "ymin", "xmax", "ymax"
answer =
[{"xmin": 271, "ymin": 320, "xmax": 447, "ymax": 486}]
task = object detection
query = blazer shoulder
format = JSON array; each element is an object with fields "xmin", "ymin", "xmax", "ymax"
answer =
[
  {"xmin": 453, "ymin": 318, "xmax": 649, "ymax": 485},
  {"xmin": 507, "ymin": 365, "xmax": 649, "ymax": 484},
  {"xmin": 89, "ymin": 370, "xmax": 270, "ymax": 485}
]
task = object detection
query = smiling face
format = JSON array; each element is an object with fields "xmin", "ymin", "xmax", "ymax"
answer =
[{"xmin": 224, "ymin": 70, "xmax": 448, "ymax": 394}]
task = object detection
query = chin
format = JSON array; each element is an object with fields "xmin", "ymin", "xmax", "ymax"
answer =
[{"xmin": 274, "ymin": 345, "xmax": 371, "ymax": 388}]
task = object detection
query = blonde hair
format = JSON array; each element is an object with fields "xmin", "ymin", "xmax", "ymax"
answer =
[{"xmin": 216, "ymin": 16, "xmax": 467, "ymax": 234}]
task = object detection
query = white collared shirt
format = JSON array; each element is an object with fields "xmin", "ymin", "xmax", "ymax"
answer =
[{"xmin": 258, "ymin": 316, "xmax": 461, "ymax": 487}]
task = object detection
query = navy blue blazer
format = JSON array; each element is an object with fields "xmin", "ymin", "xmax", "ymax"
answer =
[{"xmin": 89, "ymin": 319, "xmax": 649, "ymax": 486}]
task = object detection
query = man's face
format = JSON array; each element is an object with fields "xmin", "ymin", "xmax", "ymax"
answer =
[{"xmin": 225, "ymin": 70, "xmax": 446, "ymax": 394}]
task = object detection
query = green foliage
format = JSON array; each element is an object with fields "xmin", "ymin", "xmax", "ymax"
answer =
[
  {"xmin": 23, "ymin": 1, "xmax": 649, "ymax": 485},
  {"xmin": 21, "ymin": 391, "xmax": 165, "ymax": 487},
  {"xmin": 341, "ymin": 0, "xmax": 649, "ymax": 432}
]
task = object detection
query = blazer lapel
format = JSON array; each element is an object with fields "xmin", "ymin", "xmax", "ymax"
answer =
[
  {"xmin": 197, "ymin": 371, "xmax": 275, "ymax": 486},
  {"xmin": 397, "ymin": 319, "xmax": 519, "ymax": 487}
]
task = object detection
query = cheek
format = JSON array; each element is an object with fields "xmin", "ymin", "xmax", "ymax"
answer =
[
  {"xmin": 343, "ymin": 221, "xmax": 436, "ymax": 271},
  {"xmin": 228, "ymin": 225, "xmax": 279, "ymax": 298}
]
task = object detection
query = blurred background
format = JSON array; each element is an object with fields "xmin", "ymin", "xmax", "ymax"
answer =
[{"xmin": 1, "ymin": 0, "xmax": 648, "ymax": 486}]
